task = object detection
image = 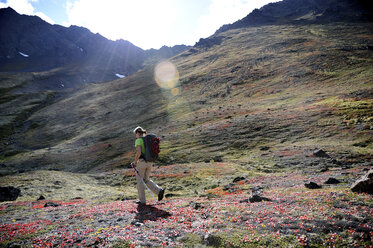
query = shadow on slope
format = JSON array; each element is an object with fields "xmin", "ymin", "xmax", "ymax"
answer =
[{"xmin": 1, "ymin": 66, "xmax": 170, "ymax": 175}]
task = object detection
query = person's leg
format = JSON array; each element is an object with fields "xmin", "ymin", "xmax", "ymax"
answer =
[
  {"xmin": 143, "ymin": 162, "xmax": 162, "ymax": 195},
  {"xmin": 135, "ymin": 160, "xmax": 147, "ymax": 203}
]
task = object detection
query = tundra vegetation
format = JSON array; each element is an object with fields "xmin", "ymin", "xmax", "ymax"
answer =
[{"xmin": 0, "ymin": 23, "xmax": 372, "ymax": 247}]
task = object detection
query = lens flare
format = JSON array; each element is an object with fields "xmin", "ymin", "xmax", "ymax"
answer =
[
  {"xmin": 154, "ymin": 60, "xmax": 179, "ymax": 92},
  {"xmin": 171, "ymin": 87, "xmax": 180, "ymax": 96}
]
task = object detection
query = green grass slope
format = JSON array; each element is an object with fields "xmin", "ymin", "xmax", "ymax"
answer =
[
  {"xmin": 1, "ymin": 23, "xmax": 372, "ymax": 175},
  {"xmin": 159, "ymin": 23, "xmax": 373, "ymax": 168}
]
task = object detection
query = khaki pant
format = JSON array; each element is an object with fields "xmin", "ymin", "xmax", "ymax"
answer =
[{"xmin": 135, "ymin": 159, "xmax": 161, "ymax": 203}]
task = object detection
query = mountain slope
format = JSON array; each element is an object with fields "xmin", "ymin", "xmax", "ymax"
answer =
[
  {"xmin": 216, "ymin": 0, "xmax": 373, "ymax": 34},
  {"xmin": 0, "ymin": 2, "xmax": 372, "ymax": 247},
  {"xmin": 0, "ymin": 7, "xmax": 143, "ymax": 78},
  {"xmin": 0, "ymin": 7, "xmax": 190, "ymax": 156},
  {"xmin": 0, "ymin": 7, "xmax": 190, "ymax": 89},
  {"xmin": 1, "ymin": 22, "xmax": 372, "ymax": 175}
]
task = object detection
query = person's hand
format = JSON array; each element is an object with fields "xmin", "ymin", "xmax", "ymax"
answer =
[{"xmin": 131, "ymin": 162, "xmax": 135, "ymax": 167}]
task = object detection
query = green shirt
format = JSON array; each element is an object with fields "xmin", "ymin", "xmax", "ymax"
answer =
[{"xmin": 135, "ymin": 138, "xmax": 146, "ymax": 156}]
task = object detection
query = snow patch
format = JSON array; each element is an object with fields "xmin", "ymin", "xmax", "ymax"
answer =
[
  {"xmin": 115, "ymin": 73, "xmax": 125, "ymax": 78},
  {"xmin": 19, "ymin": 52, "xmax": 29, "ymax": 57}
]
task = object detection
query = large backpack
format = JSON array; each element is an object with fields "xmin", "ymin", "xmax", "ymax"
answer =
[{"xmin": 142, "ymin": 134, "xmax": 161, "ymax": 162}]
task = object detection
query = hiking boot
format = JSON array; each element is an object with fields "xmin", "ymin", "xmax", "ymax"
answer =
[{"xmin": 158, "ymin": 188, "xmax": 165, "ymax": 201}]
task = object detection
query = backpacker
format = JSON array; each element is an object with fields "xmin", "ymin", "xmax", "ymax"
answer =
[{"xmin": 142, "ymin": 134, "xmax": 161, "ymax": 162}]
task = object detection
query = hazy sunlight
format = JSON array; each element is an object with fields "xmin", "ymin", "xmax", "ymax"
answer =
[{"xmin": 154, "ymin": 60, "xmax": 180, "ymax": 95}]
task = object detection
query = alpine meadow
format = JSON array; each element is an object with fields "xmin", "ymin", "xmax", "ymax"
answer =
[{"xmin": 0, "ymin": 0, "xmax": 373, "ymax": 247}]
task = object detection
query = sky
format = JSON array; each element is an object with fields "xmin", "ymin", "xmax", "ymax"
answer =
[{"xmin": 0, "ymin": 0, "xmax": 278, "ymax": 50}]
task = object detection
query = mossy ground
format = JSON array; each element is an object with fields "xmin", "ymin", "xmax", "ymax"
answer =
[
  {"xmin": 0, "ymin": 23, "xmax": 372, "ymax": 247},
  {"xmin": 0, "ymin": 166, "xmax": 371, "ymax": 247}
]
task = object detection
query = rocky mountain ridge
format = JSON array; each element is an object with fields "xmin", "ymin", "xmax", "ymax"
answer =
[
  {"xmin": 0, "ymin": 7, "xmax": 189, "ymax": 89},
  {"xmin": 215, "ymin": 0, "xmax": 373, "ymax": 34}
]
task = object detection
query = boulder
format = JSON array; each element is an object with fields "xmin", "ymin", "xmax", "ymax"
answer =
[
  {"xmin": 233, "ymin": 176, "xmax": 245, "ymax": 183},
  {"xmin": 324, "ymin": 178, "xmax": 341, "ymax": 184},
  {"xmin": 37, "ymin": 195, "xmax": 46, "ymax": 201},
  {"xmin": 305, "ymin": 182, "xmax": 322, "ymax": 189},
  {"xmin": 313, "ymin": 149, "xmax": 330, "ymax": 158},
  {"xmin": 212, "ymin": 156, "xmax": 223, "ymax": 162},
  {"xmin": 44, "ymin": 202, "xmax": 61, "ymax": 207},
  {"xmin": 351, "ymin": 169, "xmax": 373, "ymax": 194},
  {"xmin": 249, "ymin": 194, "xmax": 271, "ymax": 203},
  {"xmin": 0, "ymin": 186, "xmax": 21, "ymax": 201},
  {"xmin": 260, "ymin": 146, "xmax": 270, "ymax": 151}
]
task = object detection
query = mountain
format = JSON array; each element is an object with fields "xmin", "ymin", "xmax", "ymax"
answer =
[
  {"xmin": 0, "ymin": 7, "xmax": 143, "ymax": 83},
  {"xmin": 0, "ymin": 0, "xmax": 372, "ymax": 176},
  {"xmin": 216, "ymin": 0, "xmax": 373, "ymax": 34},
  {"xmin": 0, "ymin": 1, "xmax": 372, "ymax": 246},
  {"xmin": 1, "ymin": 21, "xmax": 372, "ymax": 174},
  {"xmin": 0, "ymin": 7, "xmax": 189, "ymax": 150},
  {"xmin": 0, "ymin": 7, "xmax": 190, "ymax": 90},
  {"xmin": 144, "ymin": 45, "xmax": 193, "ymax": 67}
]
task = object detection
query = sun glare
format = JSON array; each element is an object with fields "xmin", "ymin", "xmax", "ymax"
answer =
[
  {"xmin": 154, "ymin": 60, "xmax": 180, "ymax": 95},
  {"xmin": 66, "ymin": 0, "xmax": 179, "ymax": 49}
]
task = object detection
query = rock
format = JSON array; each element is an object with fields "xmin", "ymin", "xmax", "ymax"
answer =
[
  {"xmin": 249, "ymin": 195, "xmax": 263, "ymax": 203},
  {"xmin": 331, "ymin": 159, "xmax": 340, "ymax": 165},
  {"xmin": 195, "ymin": 36, "xmax": 223, "ymax": 48},
  {"xmin": 37, "ymin": 195, "xmax": 46, "ymax": 201},
  {"xmin": 204, "ymin": 233, "xmax": 223, "ymax": 247},
  {"xmin": 44, "ymin": 202, "xmax": 61, "ymax": 207},
  {"xmin": 305, "ymin": 182, "xmax": 322, "ymax": 189},
  {"xmin": 223, "ymin": 183, "xmax": 234, "ymax": 191},
  {"xmin": 251, "ymin": 186, "xmax": 264, "ymax": 195},
  {"xmin": 233, "ymin": 176, "xmax": 245, "ymax": 183},
  {"xmin": 228, "ymin": 188, "xmax": 239, "ymax": 193},
  {"xmin": 212, "ymin": 156, "xmax": 223, "ymax": 162},
  {"xmin": 189, "ymin": 201, "xmax": 202, "ymax": 210},
  {"xmin": 260, "ymin": 146, "xmax": 270, "ymax": 151},
  {"xmin": 313, "ymin": 149, "xmax": 330, "ymax": 158},
  {"xmin": 351, "ymin": 169, "xmax": 373, "ymax": 194},
  {"xmin": 131, "ymin": 220, "xmax": 143, "ymax": 227},
  {"xmin": 0, "ymin": 186, "xmax": 21, "ymax": 202},
  {"xmin": 324, "ymin": 178, "xmax": 341, "ymax": 184},
  {"xmin": 249, "ymin": 194, "xmax": 271, "ymax": 203}
]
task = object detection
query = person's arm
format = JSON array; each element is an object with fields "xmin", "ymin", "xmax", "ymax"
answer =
[{"xmin": 133, "ymin": 145, "xmax": 142, "ymax": 166}]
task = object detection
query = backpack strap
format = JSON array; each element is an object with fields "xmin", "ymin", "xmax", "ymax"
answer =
[{"xmin": 141, "ymin": 136, "xmax": 147, "ymax": 161}]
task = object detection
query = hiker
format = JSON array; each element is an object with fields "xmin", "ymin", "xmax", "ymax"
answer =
[{"xmin": 131, "ymin": 126, "xmax": 164, "ymax": 205}]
